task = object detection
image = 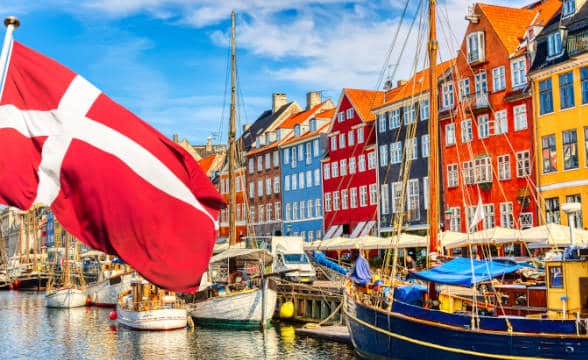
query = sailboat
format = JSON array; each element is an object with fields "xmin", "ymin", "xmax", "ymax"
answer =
[
  {"xmin": 85, "ymin": 252, "xmax": 134, "ymax": 307},
  {"xmin": 187, "ymin": 10, "xmax": 277, "ymax": 330},
  {"xmin": 343, "ymin": 1, "xmax": 588, "ymax": 359},
  {"xmin": 46, "ymin": 233, "xmax": 88, "ymax": 308}
]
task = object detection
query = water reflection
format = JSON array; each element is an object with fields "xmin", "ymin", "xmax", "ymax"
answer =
[{"xmin": 0, "ymin": 292, "xmax": 357, "ymax": 360}]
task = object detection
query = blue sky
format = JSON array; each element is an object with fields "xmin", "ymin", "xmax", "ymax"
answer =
[{"xmin": 4, "ymin": 0, "xmax": 527, "ymax": 144}]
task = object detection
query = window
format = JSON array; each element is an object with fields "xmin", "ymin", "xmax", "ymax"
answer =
[
  {"xmin": 330, "ymin": 136, "xmax": 337, "ymax": 151},
  {"xmin": 257, "ymin": 156, "xmax": 263, "ymax": 172},
  {"xmin": 315, "ymin": 198, "xmax": 322, "ymax": 217},
  {"xmin": 358, "ymin": 155, "xmax": 366, "ymax": 172},
  {"xmin": 357, "ymin": 127, "xmax": 365, "ymax": 143},
  {"xmin": 257, "ymin": 180, "xmax": 263, "ymax": 197},
  {"xmin": 545, "ymin": 197, "xmax": 560, "ymax": 224},
  {"xmin": 403, "ymin": 104, "xmax": 416, "ymax": 125},
  {"xmin": 258, "ymin": 205, "xmax": 264, "ymax": 223},
  {"xmin": 441, "ymin": 81, "xmax": 454, "ymax": 109},
  {"xmin": 547, "ymin": 32, "xmax": 562, "ymax": 57},
  {"xmin": 449, "ymin": 207, "xmax": 461, "ymax": 232},
  {"xmin": 390, "ymin": 142, "xmax": 403, "ymax": 164},
  {"xmin": 325, "ymin": 193, "xmax": 332, "ymax": 212},
  {"xmin": 368, "ymin": 152, "xmax": 376, "ymax": 169},
  {"xmin": 566, "ymin": 194, "xmax": 583, "ymax": 228},
  {"xmin": 500, "ymin": 202, "xmax": 514, "ymax": 229},
  {"xmin": 275, "ymin": 202, "xmax": 281, "ymax": 220},
  {"xmin": 332, "ymin": 162, "xmax": 339, "ymax": 177},
  {"xmin": 307, "ymin": 199, "xmax": 314, "ymax": 218},
  {"xmin": 510, "ymin": 57, "xmax": 526, "ymax": 88},
  {"xmin": 462, "ymin": 160, "xmax": 474, "ymax": 184},
  {"xmin": 299, "ymin": 201, "xmax": 305, "ymax": 219},
  {"xmin": 250, "ymin": 208, "xmax": 255, "ymax": 223},
  {"xmin": 314, "ymin": 168, "xmax": 320, "ymax": 186},
  {"xmin": 264, "ymin": 153, "xmax": 270, "ymax": 169},
  {"xmin": 299, "ymin": 172, "xmax": 305, "ymax": 189},
  {"xmin": 559, "ymin": 72, "xmax": 575, "ymax": 110},
  {"xmin": 291, "ymin": 174, "xmax": 297, "ymax": 190},
  {"xmin": 466, "ymin": 206, "xmax": 476, "ymax": 231},
  {"xmin": 539, "ymin": 78, "xmax": 553, "ymax": 114},
  {"xmin": 423, "ymin": 177, "xmax": 429, "ymax": 210},
  {"xmin": 378, "ymin": 113, "xmax": 387, "ymax": 132},
  {"xmin": 549, "ymin": 265, "xmax": 563, "ymax": 288},
  {"xmin": 359, "ymin": 186, "xmax": 368, "ymax": 207},
  {"xmin": 350, "ymin": 187, "xmax": 358, "ymax": 208},
  {"xmin": 563, "ymin": 129, "xmax": 578, "ymax": 169},
  {"xmin": 369, "ymin": 184, "xmax": 377, "ymax": 205},
  {"xmin": 421, "ymin": 134, "xmax": 430, "ymax": 158},
  {"xmin": 498, "ymin": 155, "xmax": 511, "ymax": 180},
  {"xmin": 563, "ymin": 0, "xmax": 576, "ymax": 17},
  {"xmin": 340, "ymin": 159, "xmax": 347, "ymax": 176},
  {"xmin": 406, "ymin": 179, "xmax": 420, "ymax": 221},
  {"xmin": 492, "ymin": 66, "xmax": 506, "ymax": 91},
  {"xmin": 420, "ymin": 99, "xmax": 429, "ymax": 121},
  {"xmin": 349, "ymin": 157, "xmax": 356, "ymax": 174},
  {"xmin": 339, "ymin": 133, "xmax": 346, "ymax": 149},
  {"xmin": 516, "ymin": 151, "xmax": 531, "ymax": 178},
  {"xmin": 405, "ymin": 137, "xmax": 418, "ymax": 160},
  {"xmin": 292, "ymin": 202, "xmax": 298, "ymax": 220},
  {"xmin": 273, "ymin": 176, "xmax": 280, "ymax": 193},
  {"xmin": 313, "ymin": 139, "xmax": 320, "ymax": 157},
  {"xmin": 459, "ymin": 78, "xmax": 470, "ymax": 101},
  {"xmin": 581, "ymin": 67, "xmax": 588, "ymax": 104},
  {"xmin": 474, "ymin": 71, "xmax": 488, "ymax": 97},
  {"xmin": 474, "ymin": 156, "xmax": 492, "ymax": 183},
  {"xmin": 542, "ymin": 134, "xmax": 557, "ymax": 173},
  {"xmin": 466, "ymin": 31, "xmax": 485, "ymax": 63},
  {"xmin": 381, "ymin": 184, "xmax": 390, "ymax": 215},
  {"xmin": 348, "ymin": 130, "xmax": 355, "ymax": 146},
  {"xmin": 291, "ymin": 147, "xmax": 297, "ymax": 168},
  {"xmin": 478, "ymin": 114, "xmax": 490, "ymax": 138},
  {"xmin": 461, "ymin": 119, "xmax": 473, "ymax": 143},
  {"xmin": 267, "ymin": 203, "xmax": 272, "ymax": 222},
  {"xmin": 446, "ymin": 123, "xmax": 455, "ymax": 146},
  {"xmin": 341, "ymin": 190, "xmax": 349, "ymax": 210},
  {"xmin": 266, "ymin": 178, "xmax": 272, "ymax": 195},
  {"xmin": 447, "ymin": 163, "xmax": 459, "ymax": 188},
  {"xmin": 298, "ymin": 144, "xmax": 304, "ymax": 161},
  {"xmin": 333, "ymin": 191, "xmax": 340, "ymax": 211},
  {"xmin": 389, "ymin": 109, "xmax": 401, "ymax": 129},
  {"xmin": 249, "ymin": 158, "xmax": 254, "ymax": 173},
  {"xmin": 379, "ymin": 145, "xmax": 388, "ymax": 166},
  {"xmin": 249, "ymin": 182, "xmax": 255, "ymax": 198},
  {"xmin": 514, "ymin": 105, "xmax": 527, "ymax": 131},
  {"xmin": 391, "ymin": 182, "xmax": 402, "ymax": 213},
  {"xmin": 494, "ymin": 110, "xmax": 507, "ymax": 135},
  {"xmin": 273, "ymin": 151, "xmax": 279, "ymax": 167},
  {"xmin": 306, "ymin": 170, "xmax": 312, "ymax": 187},
  {"xmin": 323, "ymin": 164, "xmax": 330, "ymax": 180},
  {"xmin": 483, "ymin": 204, "xmax": 495, "ymax": 229},
  {"xmin": 306, "ymin": 143, "xmax": 312, "ymax": 164},
  {"xmin": 346, "ymin": 108, "xmax": 355, "ymax": 119},
  {"xmin": 338, "ymin": 112, "xmax": 345, "ymax": 122}
]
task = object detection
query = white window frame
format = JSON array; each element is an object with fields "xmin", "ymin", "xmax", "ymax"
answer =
[
  {"xmin": 350, "ymin": 187, "xmax": 358, "ymax": 208},
  {"xmin": 494, "ymin": 110, "xmax": 508, "ymax": 135},
  {"xmin": 332, "ymin": 162, "xmax": 339, "ymax": 178},
  {"xmin": 330, "ymin": 136, "xmax": 337, "ymax": 151},
  {"xmin": 447, "ymin": 163, "xmax": 458, "ymax": 188},
  {"xmin": 333, "ymin": 191, "xmax": 340, "ymax": 211},
  {"xmin": 358, "ymin": 155, "xmax": 366, "ymax": 172},
  {"xmin": 492, "ymin": 66, "xmax": 505, "ymax": 92},
  {"xmin": 357, "ymin": 127, "xmax": 364, "ymax": 143},
  {"xmin": 446, "ymin": 123, "xmax": 455, "ymax": 146},
  {"xmin": 339, "ymin": 133, "xmax": 346, "ymax": 149},
  {"xmin": 348, "ymin": 130, "xmax": 355, "ymax": 146},
  {"xmin": 421, "ymin": 134, "xmax": 429, "ymax": 158},
  {"xmin": 325, "ymin": 193, "xmax": 332, "ymax": 212},
  {"xmin": 516, "ymin": 151, "xmax": 531, "ymax": 178},
  {"xmin": 466, "ymin": 31, "xmax": 485, "ymax": 63},
  {"xmin": 381, "ymin": 184, "xmax": 390, "ymax": 215},
  {"xmin": 273, "ymin": 176, "xmax": 280, "ymax": 193},
  {"xmin": 514, "ymin": 104, "xmax": 527, "ymax": 131},
  {"xmin": 359, "ymin": 186, "xmax": 368, "ymax": 207},
  {"xmin": 498, "ymin": 154, "xmax": 511, "ymax": 181},
  {"xmin": 368, "ymin": 152, "xmax": 376, "ymax": 170},
  {"xmin": 379, "ymin": 144, "xmax": 388, "ymax": 166},
  {"xmin": 369, "ymin": 183, "xmax": 377, "ymax": 205},
  {"xmin": 500, "ymin": 202, "xmax": 514, "ymax": 229},
  {"xmin": 323, "ymin": 163, "xmax": 330, "ymax": 180},
  {"xmin": 390, "ymin": 142, "xmax": 402, "ymax": 164},
  {"xmin": 389, "ymin": 109, "xmax": 401, "ymax": 129},
  {"xmin": 349, "ymin": 157, "xmax": 356, "ymax": 174},
  {"xmin": 478, "ymin": 114, "xmax": 489, "ymax": 139},
  {"xmin": 346, "ymin": 108, "xmax": 355, "ymax": 119},
  {"xmin": 461, "ymin": 119, "xmax": 472, "ymax": 143},
  {"xmin": 510, "ymin": 56, "xmax": 527, "ymax": 88},
  {"xmin": 341, "ymin": 189, "xmax": 349, "ymax": 210}
]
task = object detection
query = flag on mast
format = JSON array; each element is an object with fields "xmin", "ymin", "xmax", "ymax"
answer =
[{"xmin": 0, "ymin": 27, "xmax": 224, "ymax": 291}]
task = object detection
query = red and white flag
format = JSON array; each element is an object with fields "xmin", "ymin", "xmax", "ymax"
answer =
[{"xmin": 0, "ymin": 39, "xmax": 224, "ymax": 292}]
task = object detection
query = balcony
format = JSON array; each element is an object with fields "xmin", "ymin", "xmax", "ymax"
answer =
[{"xmin": 460, "ymin": 93, "xmax": 489, "ymax": 114}]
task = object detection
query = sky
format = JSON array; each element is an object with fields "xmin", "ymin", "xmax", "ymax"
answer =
[{"xmin": 2, "ymin": 0, "xmax": 529, "ymax": 144}]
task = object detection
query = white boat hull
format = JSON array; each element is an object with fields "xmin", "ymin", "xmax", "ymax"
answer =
[
  {"xmin": 189, "ymin": 286, "xmax": 277, "ymax": 328},
  {"xmin": 117, "ymin": 305, "xmax": 187, "ymax": 331},
  {"xmin": 87, "ymin": 273, "xmax": 132, "ymax": 307},
  {"xmin": 46, "ymin": 288, "xmax": 88, "ymax": 308}
]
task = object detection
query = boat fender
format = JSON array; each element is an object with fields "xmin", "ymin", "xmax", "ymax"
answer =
[
  {"xmin": 109, "ymin": 311, "xmax": 117, "ymax": 320},
  {"xmin": 187, "ymin": 316, "xmax": 195, "ymax": 331}
]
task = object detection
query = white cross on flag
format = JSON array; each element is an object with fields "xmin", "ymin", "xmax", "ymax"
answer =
[{"xmin": 0, "ymin": 40, "xmax": 224, "ymax": 292}]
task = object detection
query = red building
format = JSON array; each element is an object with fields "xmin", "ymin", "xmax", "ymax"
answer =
[
  {"xmin": 322, "ymin": 89, "xmax": 384, "ymax": 239},
  {"xmin": 217, "ymin": 167, "xmax": 248, "ymax": 242},
  {"xmin": 439, "ymin": 2, "xmax": 560, "ymax": 234}
]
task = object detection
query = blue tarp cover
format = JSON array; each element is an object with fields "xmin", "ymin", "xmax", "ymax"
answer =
[
  {"xmin": 412, "ymin": 258, "xmax": 522, "ymax": 287},
  {"xmin": 312, "ymin": 251, "xmax": 348, "ymax": 275}
]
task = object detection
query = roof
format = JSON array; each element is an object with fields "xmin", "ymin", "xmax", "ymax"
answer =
[
  {"xmin": 343, "ymin": 88, "xmax": 385, "ymax": 123},
  {"xmin": 279, "ymin": 102, "xmax": 326, "ymax": 129},
  {"xmin": 525, "ymin": 0, "xmax": 561, "ymax": 27},
  {"xmin": 280, "ymin": 122, "xmax": 329, "ymax": 147},
  {"xmin": 239, "ymin": 101, "xmax": 297, "ymax": 152},
  {"xmin": 315, "ymin": 108, "xmax": 335, "ymax": 120},
  {"xmin": 198, "ymin": 154, "xmax": 217, "ymax": 174},
  {"xmin": 478, "ymin": 3, "xmax": 536, "ymax": 54}
]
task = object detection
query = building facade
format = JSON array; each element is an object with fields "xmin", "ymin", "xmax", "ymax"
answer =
[
  {"xmin": 322, "ymin": 89, "xmax": 383, "ymax": 239},
  {"xmin": 217, "ymin": 167, "xmax": 248, "ymax": 242},
  {"xmin": 529, "ymin": 0, "xmax": 588, "ymax": 228}
]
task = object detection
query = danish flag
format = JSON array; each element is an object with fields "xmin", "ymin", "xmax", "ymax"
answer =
[{"xmin": 0, "ymin": 39, "xmax": 224, "ymax": 291}]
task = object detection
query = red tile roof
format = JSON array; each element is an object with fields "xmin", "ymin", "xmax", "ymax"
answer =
[
  {"xmin": 281, "ymin": 122, "xmax": 329, "ymax": 147},
  {"xmin": 198, "ymin": 154, "xmax": 216, "ymax": 174},
  {"xmin": 279, "ymin": 102, "xmax": 329, "ymax": 129},
  {"xmin": 315, "ymin": 108, "xmax": 335, "ymax": 120},
  {"xmin": 526, "ymin": 0, "xmax": 561, "ymax": 27},
  {"xmin": 478, "ymin": 3, "xmax": 535, "ymax": 54},
  {"xmin": 343, "ymin": 88, "xmax": 385, "ymax": 123}
]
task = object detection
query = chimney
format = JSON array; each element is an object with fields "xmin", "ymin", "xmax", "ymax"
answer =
[
  {"xmin": 306, "ymin": 91, "xmax": 321, "ymax": 110},
  {"xmin": 172, "ymin": 134, "xmax": 179, "ymax": 143},
  {"xmin": 397, "ymin": 80, "xmax": 408, "ymax": 88},
  {"xmin": 272, "ymin": 92, "xmax": 287, "ymax": 113},
  {"xmin": 383, "ymin": 80, "xmax": 393, "ymax": 91},
  {"xmin": 242, "ymin": 123, "xmax": 251, "ymax": 133},
  {"xmin": 206, "ymin": 136, "xmax": 212, "ymax": 152}
]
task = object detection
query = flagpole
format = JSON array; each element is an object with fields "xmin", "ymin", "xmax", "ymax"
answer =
[{"xmin": 0, "ymin": 16, "xmax": 19, "ymax": 99}]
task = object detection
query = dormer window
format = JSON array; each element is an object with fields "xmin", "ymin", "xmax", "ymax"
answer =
[
  {"xmin": 265, "ymin": 132, "xmax": 271, "ymax": 144},
  {"xmin": 466, "ymin": 31, "xmax": 485, "ymax": 64},
  {"xmin": 309, "ymin": 119, "xmax": 317, "ymax": 132},
  {"xmin": 294, "ymin": 125, "xmax": 301, "ymax": 137},
  {"xmin": 547, "ymin": 32, "xmax": 562, "ymax": 57},
  {"xmin": 563, "ymin": 0, "xmax": 575, "ymax": 17}
]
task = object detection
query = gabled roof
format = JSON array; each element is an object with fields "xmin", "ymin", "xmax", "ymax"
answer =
[
  {"xmin": 239, "ymin": 101, "xmax": 299, "ymax": 152},
  {"xmin": 279, "ymin": 102, "xmax": 328, "ymax": 129},
  {"xmin": 315, "ymin": 108, "xmax": 335, "ymax": 120},
  {"xmin": 198, "ymin": 154, "xmax": 216, "ymax": 174},
  {"xmin": 342, "ymin": 88, "xmax": 385, "ymax": 123},
  {"xmin": 478, "ymin": 3, "xmax": 536, "ymax": 54},
  {"xmin": 525, "ymin": 0, "xmax": 561, "ymax": 27},
  {"xmin": 280, "ymin": 122, "xmax": 329, "ymax": 147}
]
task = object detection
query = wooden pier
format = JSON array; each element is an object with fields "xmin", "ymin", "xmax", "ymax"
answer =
[{"xmin": 276, "ymin": 280, "xmax": 344, "ymax": 324}]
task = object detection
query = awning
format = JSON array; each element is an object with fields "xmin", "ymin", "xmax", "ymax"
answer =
[
  {"xmin": 360, "ymin": 220, "xmax": 376, "ymax": 236},
  {"xmin": 323, "ymin": 225, "xmax": 340, "ymax": 240},
  {"xmin": 350, "ymin": 221, "xmax": 366, "ymax": 238},
  {"xmin": 412, "ymin": 257, "xmax": 523, "ymax": 287},
  {"xmin": 333, "ymin": 225, "xmax": 344, "ymax": 238},
  {"xmin": 209, "ymin": 248, "xmax": 273, "ymax": 264}
]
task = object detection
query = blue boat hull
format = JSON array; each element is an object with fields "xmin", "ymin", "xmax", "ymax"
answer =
[{"xmin": 344, "ymin": 294, "xmax": 588, "ymax": 359}]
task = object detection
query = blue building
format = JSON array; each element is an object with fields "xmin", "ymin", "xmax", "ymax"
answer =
[{"xmin": 281, "ymin": 109, "xmax": 333, "ymax": 241}]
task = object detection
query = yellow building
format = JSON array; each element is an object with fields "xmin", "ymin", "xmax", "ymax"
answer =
[{"xmin": 529, "ymin": 1, "xmax": 588, "ymax": 229}]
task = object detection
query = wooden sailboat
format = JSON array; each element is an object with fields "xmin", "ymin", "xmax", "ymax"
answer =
[
  {"xmin": 187, "ymin": 10, "xmax": 277, "ymax": 330},
  {"xmin": 46, "ymin": 233, "xmax": 87, "ymax": 308},
  {"xmin": 344, "ymin": 1, "xmax": 588, "ymax": 359},
  {"xmin": 85, "ymin": 252, "xmax": 134, "ymax": 307}
]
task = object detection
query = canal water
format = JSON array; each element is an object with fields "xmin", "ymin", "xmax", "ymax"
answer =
[{"xmin": 0, "ymin": 291, "xmax": 358, "ymax": 359}]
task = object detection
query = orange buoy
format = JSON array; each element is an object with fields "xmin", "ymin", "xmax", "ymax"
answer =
[{"xmin": 85, "ymin": 297, "xmax": 92, "ymax": 306}]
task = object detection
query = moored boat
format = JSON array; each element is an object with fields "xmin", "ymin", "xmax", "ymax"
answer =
[{"xmin": 46, "ymin": 287, "xmax": 87, "ymax": 308}]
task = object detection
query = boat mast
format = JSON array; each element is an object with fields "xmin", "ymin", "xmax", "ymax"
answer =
[
  {"xmin": 228, "ymin": 10, "xmax": 238, "ymax": 246},
  {"xmin": 63, "ymin": 233, "xmax": 70, "ymax": 287},
  {"xmin": 427, "ymin": 0, "xmax": 440, "ymax": 266}
]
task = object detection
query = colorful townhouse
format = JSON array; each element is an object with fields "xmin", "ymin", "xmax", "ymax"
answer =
[
  {"xmin": 245, "ymin": 93, "xmax": 332, "ymax": 238},
  {"xmin": 281, "ymin": 108, "xmax": 334, "ymax": 241},
  {"xmin": 322, "ymin": 89, "xmax": 384, "ymax": 240},
  {"xmin": 438, "ymin": 1, "xmax": 559, "ymax": 233},
  {"xmin": 529, "ymin": 0, "xmax": 588, "ymax": 228},
  {"xmin": 216, "ymin": 167, "xmax": 248, "ymax": 242},
  {"xmin": 373, "ymin": 60, "xmax": 453, "ymax": 234}
]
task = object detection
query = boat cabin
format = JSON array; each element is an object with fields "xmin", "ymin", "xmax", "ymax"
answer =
[{"xmin": 545, "ymin": 256, "xmax": 588, "ymax": 319}]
